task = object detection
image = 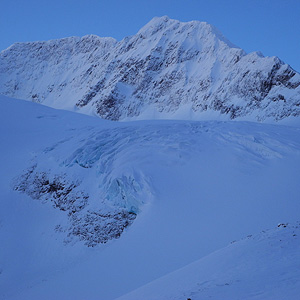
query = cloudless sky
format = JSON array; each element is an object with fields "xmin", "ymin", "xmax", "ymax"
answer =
[{"xmin": 1, "ymin": 0, "xmax": 300, "ymax": 71}]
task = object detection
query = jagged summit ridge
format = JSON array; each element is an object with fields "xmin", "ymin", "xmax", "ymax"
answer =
[
  {"xmin": 0, "ymin": 16, "xmax": 299, "ymax": 122},
  {"xmin": 138, "ymin": 16, "xmax": 239, "ymax": 49}
]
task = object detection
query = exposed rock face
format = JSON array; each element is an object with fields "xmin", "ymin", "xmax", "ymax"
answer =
[
  {"xmin": 13, "ymin": 165, "xmax": 137, "ymax": 247},
  {"xmin": 1, "ymin": 16, "xmax": 300, "ymax": 121}
]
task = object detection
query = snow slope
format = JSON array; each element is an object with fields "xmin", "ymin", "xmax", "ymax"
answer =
[
  {"xmin": 1, "ymin": 16, "xmax": 300, "ymax": 122},
  {"xmin": 117, "ymin": 223, "xmax": 300, "ymax": 300},
  {"xmin": 1, "ymin": 95, "xmax": 300, "ymax": 299}
]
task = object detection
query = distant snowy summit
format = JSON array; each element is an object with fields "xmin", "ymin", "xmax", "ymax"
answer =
[{"xmin": 1, "ymin": 16, "xmax": 300, "ymax": 122}]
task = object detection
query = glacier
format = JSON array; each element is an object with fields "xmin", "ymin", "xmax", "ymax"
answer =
[{"xmin": 0, "ymin": 95, "xmax": 300, "ymax": 299}]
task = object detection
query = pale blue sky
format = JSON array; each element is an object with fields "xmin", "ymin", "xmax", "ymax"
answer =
[{"xmin": 1, "ymin": 0, "xmax": 300, "ymax": 71}]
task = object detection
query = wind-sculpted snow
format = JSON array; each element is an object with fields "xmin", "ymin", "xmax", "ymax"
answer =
[
  {"xmin": 1, "ymin": 16, "xmax": 300, "ymax": 122},
  {"xmin": 117, "ymin": 222, "xmax": 300, "ymax": 300}
]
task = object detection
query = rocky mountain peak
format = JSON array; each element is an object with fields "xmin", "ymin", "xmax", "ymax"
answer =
[{"xmin": 0, "ymin": 17, "xmax": 299, "ymax": 123}]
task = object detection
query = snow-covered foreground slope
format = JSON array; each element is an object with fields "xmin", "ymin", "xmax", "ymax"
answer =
[
  {"xmin": 117, "ymin": 223, "xmax": 300, "ymax": 300},
  {"xmin": 1, "ymin": 16, "xmax": 300, "ymax": 122},
  {"xmin": 1, "ymin": 95, "xmax": 300, "ymax": 299}
]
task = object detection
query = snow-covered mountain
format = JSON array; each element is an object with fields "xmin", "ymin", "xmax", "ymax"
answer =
[
  {"xmin": 1, "ymin": 95, "xmax": 300, "ymax": 299},
  {"xmin": 1, "ymin": 16, "xmax": 300, "ymax": 122},
  {"xmin": 1, "ymin": 15, "xmax": 300, "ymax": 300}
]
